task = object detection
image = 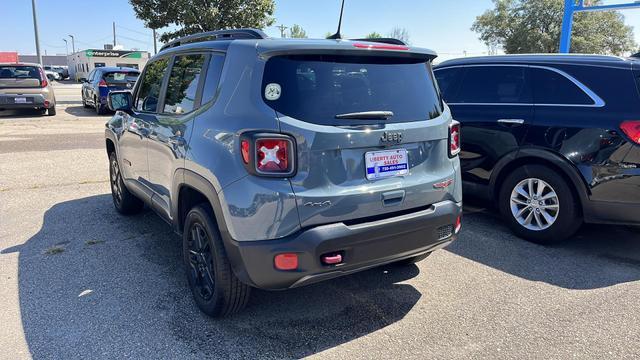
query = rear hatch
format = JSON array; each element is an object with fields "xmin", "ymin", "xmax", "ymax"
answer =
[
  {"xmin": 261, "ymin": 45, "xmax": 455, "ymax": 228},
  {"xmin": 102, "ymin": 71, "xmax": 139, "ymax": 91}
]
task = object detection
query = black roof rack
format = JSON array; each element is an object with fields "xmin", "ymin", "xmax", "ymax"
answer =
[
  {"xmin": 350, "ymin": 38, "xmax": 407, "ymax": 46},
  {"xmin": 159, "ymin": 28, "xmax": 268, "ymax": 52}
]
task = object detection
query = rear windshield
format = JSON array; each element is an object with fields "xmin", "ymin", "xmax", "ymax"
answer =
[
  {"xmin": 0, "ymin": 65, "xmax": 42, "ymax": 88},
  {"xmin": 262, "ymin": 55, "xmax": 442, "ymax": 125},
  {"xmin": 103, "ymin": 71, "xmax": 139, "ymax": 83}
]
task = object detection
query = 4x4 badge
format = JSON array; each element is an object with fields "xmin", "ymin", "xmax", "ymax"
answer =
[{"xmin": 381, "ymin": 131, "xmax": 403, "ymax": 143}]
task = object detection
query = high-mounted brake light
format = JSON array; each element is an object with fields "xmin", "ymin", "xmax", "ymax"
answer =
[
  {"xmin": 353, "ymin": 43, "xmax": 410, "ymax": 51},
  {"xmin": 620, "ymin": 121, "xmax": 640, "ymax": 145},
  {"xmin": 449, "ymin": 120, "xmax": 461, "ymax": 157},
  {"xmin": 99, "ymin": 79, "xmax": 108, "ymax": 88}
]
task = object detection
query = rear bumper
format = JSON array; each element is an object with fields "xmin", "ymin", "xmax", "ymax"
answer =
[
  {"xmin": 225, "ymin": 200, "xmax": 462, "ymax": 290},
  {"xmin": 0, "ymin": 94, "xmax": 48, "ymax": 109}
]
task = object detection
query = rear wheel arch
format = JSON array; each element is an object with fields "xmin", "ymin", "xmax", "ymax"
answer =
[
  {"xmin": 490, "ymin": 149, "xmax": 590, "ymax": 216},
  {"xmin": 106, "ymin": 138, "xmax": 116, "ymax": 157}
]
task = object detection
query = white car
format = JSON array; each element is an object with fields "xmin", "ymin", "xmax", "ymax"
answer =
[{"xmin": 44, "ymin": 70, "xmax": 60, "ymax": 81}]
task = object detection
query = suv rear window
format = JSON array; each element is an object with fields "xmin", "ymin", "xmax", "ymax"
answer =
[
  {"xmin": 0, "ymin": 65, "xmax": 42, "ymax": 88},
  {"xmin": 262, "ymin": 55, "xmax": 442, "ymax": 125}
]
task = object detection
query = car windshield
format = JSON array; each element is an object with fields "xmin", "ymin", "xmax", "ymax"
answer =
[
  {"xmin": 262, "ymin": 54, "xmax": 442, "ymax": 125},
  {"xmin": 0, "ymin": 65, "xmax": 42, "ymax": 88},
  {"xmin": 103, "ymin": 71, "xmax": 139, "ymax": 83}
]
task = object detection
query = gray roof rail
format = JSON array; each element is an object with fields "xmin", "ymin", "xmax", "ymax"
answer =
[{"xmin": 159, "ymin": 28, "xmax": 268, "ymax": 52}]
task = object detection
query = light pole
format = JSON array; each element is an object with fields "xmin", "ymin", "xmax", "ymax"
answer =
[
  {"xmin": 63, "ymin": 39, "xmax": 68, "ymax": 56},
  {"xmin": 68, "ymin": 35, "xmax": 75, "ymax": 53},
  {"xmin": 31, "ymin": 0, "xmax": 43, "ymax": 65}
]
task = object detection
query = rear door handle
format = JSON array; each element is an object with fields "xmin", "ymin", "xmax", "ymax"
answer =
[{"xmin": 497, "ymin": 119, "xmax": 525, "ymax": 126}]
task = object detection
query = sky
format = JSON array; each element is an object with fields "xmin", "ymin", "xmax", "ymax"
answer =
[{"xmin": 2, "ymin": 0, "xmax": 640, "ymax": 62}]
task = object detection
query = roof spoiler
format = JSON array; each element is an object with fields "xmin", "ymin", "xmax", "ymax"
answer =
[{"xmin": 159, "ymin": 28, "xmax": 268, "ymax": 52}]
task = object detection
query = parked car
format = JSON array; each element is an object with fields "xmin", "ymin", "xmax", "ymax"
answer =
[
  {"xmin": 44, "ymin": 69, "xmax": 60, "ymax": 81},
  {"xmin": 0, "ymin": 63, "xmax": 56, "ymax": 116},
  {"xmin": 81, "ymin": 67, "xmax": 139, "ymax": 115},
  {"xmin": 435, "ymin": 55, "xmax": 640, "ymax": 244},
  {"xmin": 104, "ymin": 29, "xmax": 463, "ymax": 317},
  {"xmin": 44, "ymin": 65, "xmax": 68, "ymax": 80}
]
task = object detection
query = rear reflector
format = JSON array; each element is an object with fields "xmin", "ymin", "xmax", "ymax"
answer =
[
  {"xmin": 321, "ymin": 252, "xmax": 343, "ymax": 265},
  {"xmin": 621, "ymin": 121, "xmax": 640, "ymax": 144},
  {"xmin": 353, "ymin": 43, "xmax": 410, "ymax": 51},
  {"xmin": 274, "ymin": 253, "xmax": 298, "ymax": 271},
  {"xmin": 455, "ymin": 215, "xmax": 462, "ymax": 234}
]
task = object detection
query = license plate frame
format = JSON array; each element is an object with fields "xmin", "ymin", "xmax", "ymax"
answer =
[
  {"xmin": 365, "ymin": 149, "xmax": 409, "ymax": 181},
  {"xmin": 14, "ymin": 97, "xmax": 27, "ymax": 104}
]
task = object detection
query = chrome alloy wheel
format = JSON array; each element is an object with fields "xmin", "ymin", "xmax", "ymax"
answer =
[{"xmin": 510, "ymin": 178, "xmax": 560, "ymax": 231}]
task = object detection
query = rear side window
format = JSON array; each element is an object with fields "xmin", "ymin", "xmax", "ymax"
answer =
[
  {"xmin": 201, "ymin": 54, "xmax": 225, "ymax": 104},
  {"xmin": 434, "ymin": 67, "xmax": 464, "ymax": 103},
  {"xmin": 135, "ymin": 58, "xmax": 169, "ymax": 112},
  {"xmin": 262, "ymin": 55, "xmax": 442, "ymax": 125},
  {"xmin": 456, "ymin": 66, "xmax": 532, "ymax": 104},
  {"xmin": 162, "ymin": 54, "xmax": 206, "ymax": 114},
  {"xmin": 532, "ymin": 68, "xmax": 593, "ymax": 105}
]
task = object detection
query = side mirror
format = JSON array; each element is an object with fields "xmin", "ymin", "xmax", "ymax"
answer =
[{"xmin": 107, "ymin": 91, "xmax": 133, "ymax": 112}]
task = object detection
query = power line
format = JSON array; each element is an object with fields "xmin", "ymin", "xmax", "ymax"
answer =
[{"xmin": 116, "ymin": 24, "xmax": 151, "ymax": 37}]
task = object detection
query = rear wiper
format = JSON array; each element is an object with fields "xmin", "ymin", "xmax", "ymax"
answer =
[{"xmin": 335, "ymin": 111, "xmax": 394, "ymax": 120}]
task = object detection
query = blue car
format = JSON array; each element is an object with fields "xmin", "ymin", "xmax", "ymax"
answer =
[{"xmin": 81, "ymin": 67, "xmax": 140, "ymax": 114}]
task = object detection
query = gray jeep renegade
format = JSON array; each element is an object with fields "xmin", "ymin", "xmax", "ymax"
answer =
[{"xmin": 104, "ymin": 29, "xmax": 462, "ymax": 317}]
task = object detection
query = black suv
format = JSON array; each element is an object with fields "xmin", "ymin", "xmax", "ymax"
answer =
[{"xmin": 435, "ymin": 55, "xmax": 640, "ymax": 243}]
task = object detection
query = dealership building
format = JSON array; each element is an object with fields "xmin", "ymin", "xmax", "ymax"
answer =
[{"xmin": 67, "ymin": 49, "xmax": 150, "ymax": 80}]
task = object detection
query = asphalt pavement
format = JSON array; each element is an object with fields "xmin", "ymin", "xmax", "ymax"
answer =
[{"xmin": 0, "ymin": 82, "xmax": 639, "ymax": 359}]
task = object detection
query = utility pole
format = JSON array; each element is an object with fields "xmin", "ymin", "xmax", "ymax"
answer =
[
  {"xmin": 113, "ymin": 22, "xmax": 117, "ymax": 46},
  {"xmin": 31, "ymin": 0, "xmax": 43, "ymax": 65},
  {"xmin": 63, "ymin": 39, "xmax": 68, "ymax": 56},
  {"xmin": 68, "ymin": 35, "xmax": 75, "ymax": 53},
  {"xmin": 275, "ymin": 24, "xmax": 288, "ymax": 38},
  {"xmin": 152, "ymin": 28, "xmax": 158, "ymax": 54}
]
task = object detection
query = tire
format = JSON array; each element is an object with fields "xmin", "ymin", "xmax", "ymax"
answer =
[
  {"xmin": 47, "ymin": 106, "xmax": 56, "ymax": 116},
  {"xmin": 395, "ymin": 252, "xmax": 431, "ymax": 266},
  {"xmin": 183, "ymin": 204, "xmax": 251, "ymax": 317},
  {"xmin": 108, "ymin": 152, "xmax": 144, "ymax": 215},
  {"xmin": 498, "ymin": 165, "xmax": 582, "ymax": 245}
]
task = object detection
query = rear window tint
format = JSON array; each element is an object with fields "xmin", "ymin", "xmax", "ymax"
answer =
[
  {"xmin": 0, "ymin": 65, "xmax": 42, "ymax": 88},
  {"xmin": 103, "ymin": 71, "xmax": 139, "ymax": 83},
  {"xmin": 434, "ymin": 67, "xmax": 465, "ymax": 103},
  {"xmin": 532, "ymin": 68, "xmax": 593, "ymax": 105},
  {"xmin": 262, "ymin": 55, "xmax": 442, "ymax": 125}
]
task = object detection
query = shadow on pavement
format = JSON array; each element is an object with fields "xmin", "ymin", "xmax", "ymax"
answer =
[
  {"xmin": 0, "ymin": 109, "xmax": 48, "ymax": 119},
  {"xmin": 1, "ymin": 194, "xmax": 421, "ymax": 359},
  {"xmin": 448, "ymin": 199, "xmax": 640, "ymax": 290},
  {"xmin": 65, "ymin": 105, "xmax": 109, "ymax": 118}
]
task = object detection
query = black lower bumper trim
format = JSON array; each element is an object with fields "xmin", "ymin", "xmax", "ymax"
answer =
[{"xmin": 225, "ymin": 200, "xmax": 462, "ymax": 290}]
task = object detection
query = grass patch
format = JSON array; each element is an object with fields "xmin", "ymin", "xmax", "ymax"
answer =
[
  {"xmin": 85, "ymin": 239, "xmax": 105, "ymax": 246},
  {"xmin": 44, "ymin": 246, "xmax": 65, "ymax": 255}
]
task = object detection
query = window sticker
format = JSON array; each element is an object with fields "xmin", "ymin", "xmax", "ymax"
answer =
[{"xmin": 265, "ymin": 83, "xmax": 281, "ymax": 101}]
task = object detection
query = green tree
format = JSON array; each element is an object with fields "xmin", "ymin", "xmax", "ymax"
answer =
[
  {"xmin": 129, "ymin": 0, "xmax": 276, "ymax": 42},
  {"xmin": 290, "ymin": 24, "xmax": 308, "ymax": 38},
  {"xmin": 365, "ymin": 32, "xmax": 383, "ymax": 39},
  {"xmin": 472, "ymin": 0, "xmax": 637, "ymax": 55}
]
